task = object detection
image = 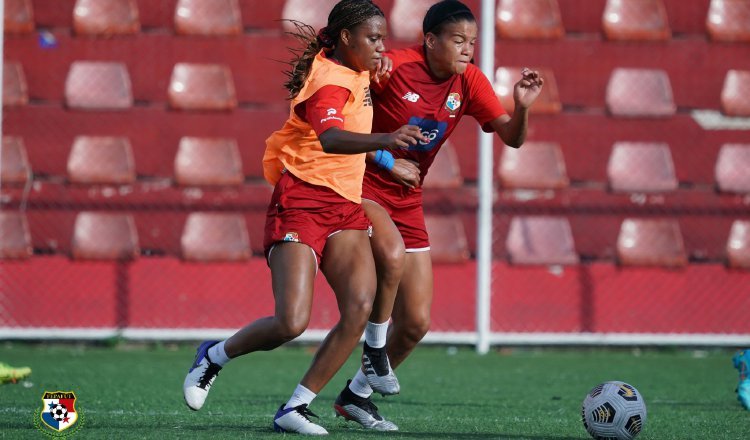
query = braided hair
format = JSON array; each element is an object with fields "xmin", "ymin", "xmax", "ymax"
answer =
[{"xmin": 283, "ymin": 0, "xmax": 384, "ymax": 99}]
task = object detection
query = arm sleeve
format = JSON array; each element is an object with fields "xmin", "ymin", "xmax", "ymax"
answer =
[
  {"xmin": 295, "ymin": 85, "xmax": 351, "ymax": 136},
  {"xmin": 465, "ymin": 67, "xmax": 508, "ymax": 132}
]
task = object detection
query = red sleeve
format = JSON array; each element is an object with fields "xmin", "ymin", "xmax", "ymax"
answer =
[
  {"xmin": 293, "ymin": 85, "xmax": 351, "ymax": 136},
  {"xmin": 465, "ymin": 66, "xmax": 507, "ymax": 132}
]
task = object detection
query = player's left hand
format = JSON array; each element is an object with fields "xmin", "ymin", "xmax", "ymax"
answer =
[
  {"xmin": 513, "ymin": 68, "xmax": 544, "ymax": 109},
  {"xmin": 372, "ymin": 56, "xmax": 393, "ymax": 85}
]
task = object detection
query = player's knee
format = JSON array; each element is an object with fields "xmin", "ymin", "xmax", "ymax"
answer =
[
  {"xmin": 403, "ymin": 314, "xmax": 430, "ymax": 343},
  {"xmin": 275, "ymin": 316, "xmax": 309, "ymax": 341},
  {"xmin": 340, "ymin": 293, "xmax": 374, "ymax": 330},
  {"xmin": 378, "ymin": 245, "xmax": 405, "ymax": 280}
]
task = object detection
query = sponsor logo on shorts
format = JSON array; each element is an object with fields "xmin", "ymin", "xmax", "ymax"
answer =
[{"xmin": 283, "ymin": 232, "xmax": 300, "ymax": 242}]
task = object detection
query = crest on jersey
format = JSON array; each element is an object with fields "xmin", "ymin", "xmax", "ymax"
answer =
[{"xmin": 445, "ymin": 93, "xmax": 461, "ymax": 113}]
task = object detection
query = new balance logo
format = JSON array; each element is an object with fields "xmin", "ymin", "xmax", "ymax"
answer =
[{"xmin": 402, "ymin": 91, "xmax": 420, "ymax": 103}]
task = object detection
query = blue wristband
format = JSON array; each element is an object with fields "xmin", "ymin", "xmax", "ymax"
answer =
[{"xmin": 374, "ymin": 150, "xmax": 395, "ymax": 171}]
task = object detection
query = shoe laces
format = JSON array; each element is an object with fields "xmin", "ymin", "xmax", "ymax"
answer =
[
  {"xmin": 294, "ymin": 404, "xmax": 320, "ymax": 422},
  {"xmin": 198, "ymin": 362, "xmax": 221, "ymax": 389}
]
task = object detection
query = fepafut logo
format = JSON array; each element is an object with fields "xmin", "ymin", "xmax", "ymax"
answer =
[{"xmin": 33, "ymin": 391, "xmax": 85, "ymax": 437}]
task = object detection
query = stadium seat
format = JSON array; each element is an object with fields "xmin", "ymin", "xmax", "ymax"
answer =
[
  {"xmin": 67, "ymin": 136, "xmax": 136, "ymax": 184},
  {"xmin": 607, "ymin": 142, "xmax": 678, "ymax": 193},
  {"xmin": 174, "ymin": 0, "xmax": 242, "ymax": 36},
  {"xmin": 174, "ymin": 137, "xmax": 244, "ymax": 186},
  {"xmin": 715, "ymin": 143, "xmax": 750, "ymax": 194},
  {"xmin": 423, "ymin": 141, "xmax": 463, "ymax": 189},
  {"xmin": 71, "ymin": 212, "xmax": 139, "ymax": 260},
  {"xmin": 1, "ymin": 136, "xmax": 31, "ymax": 184},
  {"xmin": 494, "ymin": 67, "xmax": 561, "ymax": 114},
  {"xmin": 389, "ymin": 0, "xmax": 436, "ymax": 41},
  {"xmin": 505, "ymin": 216, "xmax": 579, "ymax": 265},
  {"xmin": 65, "ymin": 61, "xmax": 133, "ymax": 110},
  {"xmin": 4, "ymin": 0, "xmax": 34, "ymax": 34},
  {"xmin": 498, "ymin": 141, "xmax": 569, "ymax": 190},
  {"xmin": 425, "ymin": 214, "xmax": 470, "ymax": 263},
  {"xmin": 496, "ymin": 0, "xmax": 565, "ymax": 40},
  {"xmin": 168, "ymin": 63, "xmax": 237, "ymax": 111},
  {"xmin": 606, "ymin": 68, "xmax": 676, "ymax": 117},
  {"xmin": 181, "ymin": 212, "xmax": 251, "ymax": 262},
  {"xmin": 602, "ymin": 0, "xmax": 671, "ymax": 41},
  {"xmin": 727, "ymin": 220, "xmax": 750, "ymax": 269},
  {"xmin": 73, "ymin": 0, "xmax": 140, "ymax": 36},
  {"xmin": 0, "ymin": 211, "xmax": 33, "ymax": 259},
  {"xmin": 721, "ymin": 70, "xmax": 750, "ymax": 117},
  {"xmin": 616, "ymin": 218, "xmax": 687, "ymax": 267},
  {"xmin": 3, "ymin": 61, "xmax": 28, "ymax": 107},
  {"xmin": 281, "ymin": 0, "xmax": 338, "ymax": 34},
  {"xmin": 706, "ymin": 0, "xmax": 750, "ymax": 43}
]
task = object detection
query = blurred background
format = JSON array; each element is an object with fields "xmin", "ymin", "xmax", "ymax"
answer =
[{"xmin": 1, "ymin": 0, "xmax": 749, "ymax": 346}]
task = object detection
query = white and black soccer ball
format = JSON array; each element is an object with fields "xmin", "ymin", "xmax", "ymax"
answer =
[
  {"xmin": 49, "ymin": 403, "xmax": 68, "ymax": 421},
  {"xmin": 581, "ymin": 381, "xmax": 646, "ymax": 440}
]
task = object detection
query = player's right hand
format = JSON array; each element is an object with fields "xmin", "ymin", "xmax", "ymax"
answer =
[
  {"xmin": 390, "ymin": 158, "xmax": 420, "ymax": 189},
  {"xmin": 387, "ymin": 125, "xmax": 427, "ymax": 149}
]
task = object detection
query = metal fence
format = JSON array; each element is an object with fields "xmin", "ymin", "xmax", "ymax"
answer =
[{"xmin": 1, "ymin": 0, "xmax": 749, "ymax": 345}]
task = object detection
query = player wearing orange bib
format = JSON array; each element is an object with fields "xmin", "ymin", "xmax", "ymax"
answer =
[{"xmin": 182, "ymin": 0, "xmax": 425, "ymax": 435}]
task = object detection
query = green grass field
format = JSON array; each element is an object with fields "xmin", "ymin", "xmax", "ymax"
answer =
[{"xmin": 0, "ymin": 343, "xmax": 746, "ymax": 439}]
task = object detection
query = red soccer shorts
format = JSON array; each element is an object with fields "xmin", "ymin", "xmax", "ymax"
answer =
[{"xmin": 264, "ymin": 171, "xmax": 371, "ymax": 265}]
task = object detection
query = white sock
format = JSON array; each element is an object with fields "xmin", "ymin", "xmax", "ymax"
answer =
[
  {"xmin": 207, "ymin": 341, "xmax": 231, "ymax": 367},
  {"xmin": 365, "ymin": 320, "xmax": 389, "ymax": 349},
  {"xmin": 284, "ymin": 384, "xmax": 316, "ymax": 409},
  {"xmin": 349, "ymin": 369, "xmax": 373, "ymax": 398}
]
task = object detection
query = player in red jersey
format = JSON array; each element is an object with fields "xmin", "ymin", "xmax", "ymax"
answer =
[{"xmin": 333, "ymin": 0, "xmax": 544, "ymax": 430}]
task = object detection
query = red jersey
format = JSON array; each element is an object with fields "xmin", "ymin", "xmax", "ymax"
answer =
[{"xmin": 364, "ymin": 45, "xmax": 507, "ymax": 192}]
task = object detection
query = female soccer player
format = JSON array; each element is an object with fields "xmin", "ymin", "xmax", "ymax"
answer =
[
  {"xmin": 182, "ymin": 0, "xmax": 425, "ymax": 434},
  {"xmin": 334, "ymin": 0, "xmax": 544, "ymax": 430}
]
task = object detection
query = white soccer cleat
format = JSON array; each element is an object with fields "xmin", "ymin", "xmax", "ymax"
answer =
[
  {"xmin": 362, "ymin": 342, "xmax": 400, "ymax": 396},
  {"xmin": 273, "ymin": 404, "xmax": 329, "ymax": 435},
  {"xmin": 183, "ymin": 340, "xmax": 222, "ymax": 411}
]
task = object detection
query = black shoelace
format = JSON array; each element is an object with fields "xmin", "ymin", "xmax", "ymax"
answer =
[
  {"xmin": 295, "ymin": 404, "xmax": 320, "ymax": 421},
  {"xmin": 198, "ymin": 363, "xmax": 221, "ymax": 389}
]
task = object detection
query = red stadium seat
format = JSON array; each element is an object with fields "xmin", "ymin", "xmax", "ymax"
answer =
[
  {"xmin": 0, "ymin": 211, "xmax": 33, "ymax": 259},
  {"xmin": 1, "ymin": 136, "xmax": 31, "ymax": 184},
  {"xmin": 616, "ymin": 218, "xmax": 687, "ymax": 267},
  {"xmin": 281, "ymin": 0, "xmax": 338, "ymax": 34},
  {"xmin": 423, "ymin": 141, "xmax": 463, "ymax": 189},
  {"xmin": 67, "ymin": 136, "xmax": 136, "ymax": 184},
  {"xmin": 71, "ymin": 212, "xmax": 139, "ymax": 260},
  {"xmin": 607, "ymin": 142, "xmax": 677, "ymax": 193},
  {"xmin": 721, "ymin": 70, "xmax": 750, "ymax": 117},
  {"xmin": 727, "ymin": 220, "xmax": 750, "ymax": 269},
  {"xmin": 3, "ymin": 61, "xmax": 28, "ymax": 107},
  {"xmin": 389, "ymin": 0, "xmax": 435, "ymax": 41},
  {"xmin": 65, "ymin": 61, "xmax": 133, "ymax": 110},
  {"xmin": 606, "ymin": 68, "xmax": 675, "ymax": 117},
  {"xmin": 494, "ymin": 67, "xmax": 561, "ymax": 114},
  {"xmin": 174, "ymin": 137, "xmax": 244, "ymax": 186},
  {"xmin": 181, "ymin": 212, "xmax": 251, "ymax": 262},
  {"xmin": 73, "ymin": 0, "xmax": 140, "ymax": 36},
  {"xmin": 715, "ymin": 143, "xmax": 750, "ymax": 194},
  {"xmin": 707, "ymin": 0, "xmax": 750, "ymax": 43},
  {"xmin": 498, "ymin": 141, "xmax": 569, "ymax": 190},
  {"xmin": 506, "ymin": 216, "xmax": 578, "ymax": 265},
  {"xmin": 174, "ymin": 0, "xmax": 242, "ymax": 36},
  {"xmin": 168, "ymin": 63, "xmax": 237, "ymax": 111},
  {"xmin": 425, "ymin": 214, "xmax": 470, "ymax": 263},
  {"xmin": 602, "ymin": 0, "xmax": 671, "ymax": 41},
  {"xmin": 4, "ymin": 0, "xmax": 34, "ymax": 34},
  {"xmin": 496, "ymin": 0, "xmax": 564, "ymax": 40}
]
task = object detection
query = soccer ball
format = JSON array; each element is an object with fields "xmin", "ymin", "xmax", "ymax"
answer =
[
  {"xmin": 581, "ymin": 381, "xmax": 646, "ymax": 440},
  {"xmin": 49, "ymin": 403, "xmax": 68, "ymax": 422}
]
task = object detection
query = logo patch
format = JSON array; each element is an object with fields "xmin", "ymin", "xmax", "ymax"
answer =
[
  {"xmin": 283, "ymin": 232, "xmax": 300, "ymax": 242},
  {"xmin": 445, "ymin": 92, "xmax": 461, "ymax": 113},
  {"xmin": 406, "ymin": 116, "xmax": 448, "ymax": 152},
  {"xmin": 402, "ymin": 91, "xmax": 420, "ymax": 102},
  {"xmin": 35, "ymin": 391, "xmax": 84, "ymax": 437}
]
